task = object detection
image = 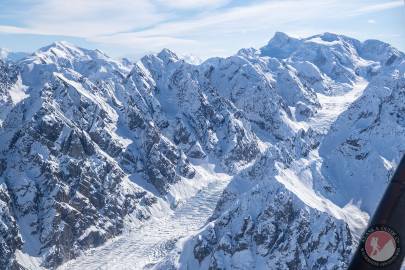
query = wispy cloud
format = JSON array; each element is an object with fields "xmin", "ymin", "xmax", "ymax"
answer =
[
  {"xmin": 367, "ymin": 19, "xmax": 377, "ymax": 24},
  {"xmin": 0, "ymin": 25, "xmax": 37, "ymax": 35},
  {"xmin": 0, "ymin": 0, "xmax": 403, "ymax": 58},
  {"xmin": 0, "ymin": 0, "xmax": 345, "ymax": 38},
  {"xmin": 156, "ymin": 0, "xmax": 231, "ymax": 9},
  {"xmin": 0, "ymin": 0, "xmax": 167, "ymax": 37},
  {"xmin": 88, "ymin": 0, "xmax": 357, "ymax": 57},
  {"xmin": 350, "ymin": 0, "xmax": 404, "ymax": 16}
]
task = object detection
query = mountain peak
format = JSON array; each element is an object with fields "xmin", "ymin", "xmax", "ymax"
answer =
[
  {"xmin": 53, "ymin": 40, "xmax": 74, "ymax": 47},
  {"xmin": 157, "ymin": 48, "xmax": 179, "ymax": 63},
  {"xmin": 260, "ymin": 31, "xmax": 300, "ymax": 58},
  {"xmin": 305, "ymin": 32, "xmax": 362, "ymax": 47},
  {"xmin": 316, "ymin": 32, "xmax": 340, "ymax": 42},
  {"xmin": 271, "ymin": 31, "xmax": 291, "ymax": 41},
  {"xmin": 31, "ymin": 41, "xmax": 115, "ymax": 66},
  {"xmin": 40, "ymin": 40, "xmax": 78, "ymax": 52},
  {"xmin": 35, "ymin": 41, "xmax": 87, "ymax": 61}
]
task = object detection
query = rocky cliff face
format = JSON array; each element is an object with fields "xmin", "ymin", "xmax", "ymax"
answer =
[
  {"xmin": 188, "ymin": 184, "xmax": 352, "ymax": 270},
  {"xmin": 0, "ymin": 45, "xmax": 158, "ymax": 268},
  {"xmin": 0, "ymin": 32, "xmax": 403, "ymax": 269}
]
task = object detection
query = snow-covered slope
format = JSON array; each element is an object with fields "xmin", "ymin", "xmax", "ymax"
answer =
[
  {"xmin": 0, "ymin": 32, "xmax": 403, "ymax": 270},
  {"xmin": 319, "ymin": 57, "xmax": 405, "ymax": 214}
]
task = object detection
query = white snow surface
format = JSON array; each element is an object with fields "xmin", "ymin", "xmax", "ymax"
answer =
[
  {"xmin": 307, "ymin": 78, "xmax": 368, "ymax": 134},
  {"xmin": 7, "ymin": 76, "xmax": 29, "ymax": 104}
]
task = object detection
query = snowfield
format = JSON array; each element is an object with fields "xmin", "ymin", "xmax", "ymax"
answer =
[{"xmin": 307, "ymin": 78, "xmax": 368, "ymax": 134}]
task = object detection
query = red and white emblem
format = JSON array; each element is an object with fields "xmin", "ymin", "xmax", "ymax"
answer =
[
  {"xmin": 360, "ymin": 225, "xmax": 400, "ymax": 267},
  {"xmin": 365, "ymin": 230, "xmax": 397, "ymax": 262}
]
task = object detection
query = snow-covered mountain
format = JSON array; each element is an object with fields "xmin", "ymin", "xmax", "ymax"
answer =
[
  {"xmin": 157, "ymin": 33, "xmax": 404, "ymax": 270},
  {"xmin": 0, "ymin": 32, "xmax": 403, "ymax": 270}
]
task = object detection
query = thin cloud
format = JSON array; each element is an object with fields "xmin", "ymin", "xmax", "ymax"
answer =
[
  {"xmin": 0, "ymin": 25, "xmax": 36, "ymax": 35},
  {"xmin": 0, "ymin": 0, "xmax": 403, "ymax": 59},
  {"xmin": 350, "ymin": 0, "xmax": 404, "ymax": 15},
  {"xmin": 99, "ymin": 1, "xmax": 337, "ymax": 40},
  {"xmin": 0, "ymin": 0, "xmax": 167, "ymax": 37},
  {"xmin": 156, "ymin": 0, "xmax": 231, "ymax": 9},
  {"xmin": 88, "ymin": 0, "xmax": 347, "ymax": 58}
]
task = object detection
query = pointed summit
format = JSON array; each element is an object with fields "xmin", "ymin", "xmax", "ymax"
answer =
[
  {"xmin": 36, "ymin": 41, "xmax": 87, "ymax": 59},
  {"xmin": 157, "ymin": 48, "xmax": 179, "ymax": 63},
  {"xmin": 271, "ymin": 31, "xmax": 292, "ymax": 43},
  {"xmin": 260, "ymin": 31, "xmax": 300, "ymax": 58},
  {"xmin": 34, "ymin": 41, "xmax": 111, "ymax": 62}
]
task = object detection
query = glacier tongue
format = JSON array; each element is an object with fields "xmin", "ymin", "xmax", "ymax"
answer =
[
  {"xmin": 59, "ymin": 161, "xmax": 232, "ymax": 270},
  {"xmin": 307, "ymin": 78, "xmax": 368, "ymax": 134}
]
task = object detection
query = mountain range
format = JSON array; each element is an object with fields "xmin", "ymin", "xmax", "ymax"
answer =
[{"xmin": 0, "ymin": 32, "xmax": 404, "ymax": 270}]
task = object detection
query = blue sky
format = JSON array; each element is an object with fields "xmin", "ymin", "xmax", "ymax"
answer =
[{"xmin": 0, "ymin": 0, "xmax": 404, "ymax": 60}]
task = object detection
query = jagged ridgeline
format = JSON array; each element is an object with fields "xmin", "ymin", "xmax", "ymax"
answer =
[{"xmin": 0, "ymin": 32, "xmax": 404, "ymax": 269}]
